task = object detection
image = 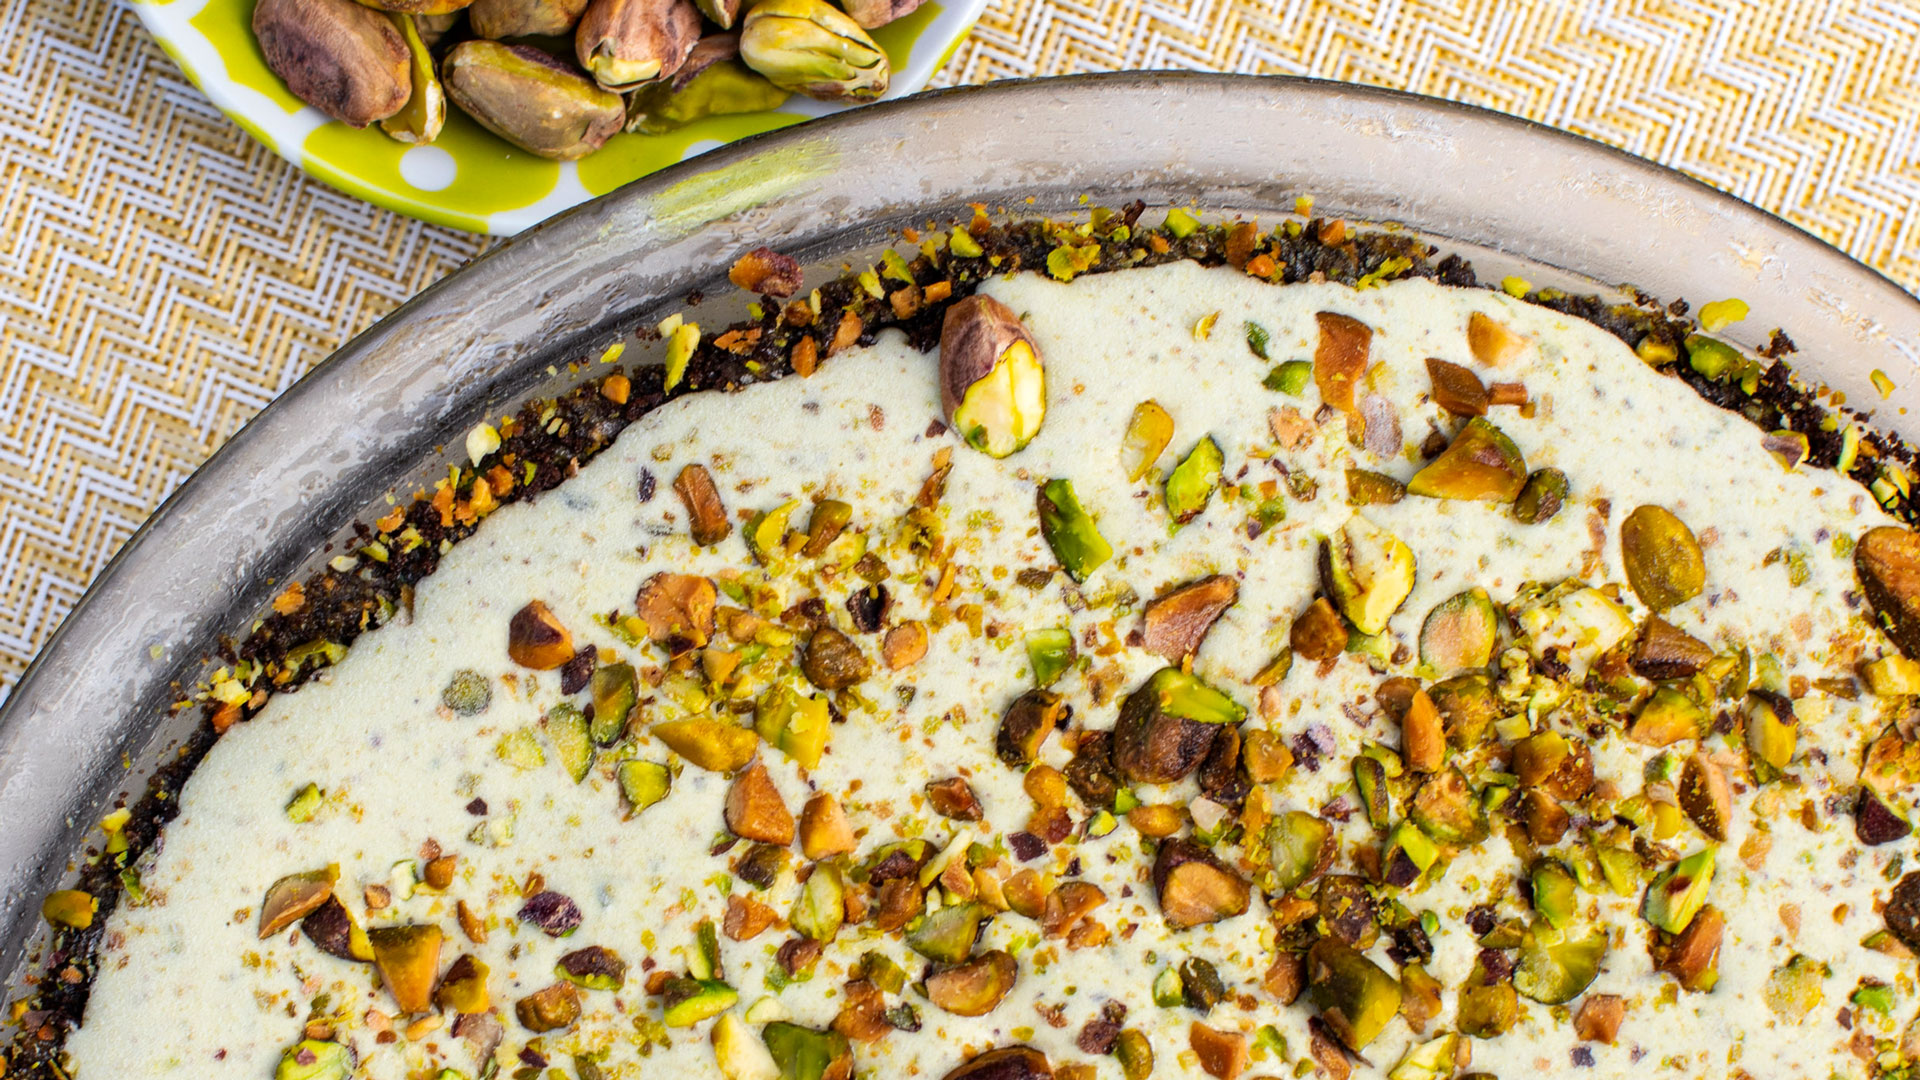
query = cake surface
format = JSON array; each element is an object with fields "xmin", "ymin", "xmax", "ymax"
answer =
[{"xmin": 63, "ymin": 260, "xmax": 1919, "ymax": 1080}]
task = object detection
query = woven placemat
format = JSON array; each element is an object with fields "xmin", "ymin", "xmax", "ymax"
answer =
[{"xmin": 0, "ymin": 0, "xmax": 1914, "ymax": 694}]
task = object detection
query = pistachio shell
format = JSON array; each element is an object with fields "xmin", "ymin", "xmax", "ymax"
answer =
[
  {"xmin": 575, "ymin": 0, "xmax": 701, "ymax": 90},
  {"xmin": 470, "ymin": 0, "xmax": 591, "ymax": 38},
  {"xmin": 442, "ymin": 41, "xmax": 625, "ymax": 160},
  {"xmin": 738, "ymin": 0, "xmax": 888, "ymax": 101}
]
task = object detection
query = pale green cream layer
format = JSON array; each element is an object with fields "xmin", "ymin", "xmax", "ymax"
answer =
[{"xmin": 68, "ymin": 263, "xmax": 1903, "ymax": 1079}]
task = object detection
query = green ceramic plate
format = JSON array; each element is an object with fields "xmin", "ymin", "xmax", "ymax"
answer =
[{"xmin": 131, "ymin": 0, "xmax": 984, "ymax": 234}]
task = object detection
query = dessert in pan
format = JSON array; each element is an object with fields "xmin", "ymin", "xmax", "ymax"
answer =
[{"xmin": 21, "ymin": 206, "xmax": 1920, "ymax": 1080}]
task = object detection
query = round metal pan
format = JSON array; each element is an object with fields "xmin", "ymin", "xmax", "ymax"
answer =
[{"xmin": 2, "ymin": 70, "xmax": 1916, "ymax": 990}]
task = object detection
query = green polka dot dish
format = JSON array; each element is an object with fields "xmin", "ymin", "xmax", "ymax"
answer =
[{"xmin": 131, "ymin": 0, "xmax": 984, "ymax": 234}]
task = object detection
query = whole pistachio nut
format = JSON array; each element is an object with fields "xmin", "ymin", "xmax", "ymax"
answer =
[
  {"xmin": 838, "ymin": 0, "xmax": 920, "ymax": 28},
  {"xmin": 379, "ymin": 14, "xmax": 446, "ymax": 144},
  {"xmin": 695, "ymin": 0, "xmax": 742, "ymax": 29},
  {"xmin": 413, "ymin": 11, "xmax": 462, "ymax": 47},
  {"xmin": 442, "ymin": 41, "xmax": 625, "ymax": 159},
  {"xmin": 575, "ymin": 0, "xmax": 702, "ymax": 91},
  {"xmin": 739, "ymin": 0, "xmax": 889, "ymax": 102},
  {"xmin": 253, "ymin": 0, "xmax": 411, "ymax": 128},
  {"xmin": 940, "ymin": 294, "xmax": 1046, "ymax": 458},
  {"xmin": 626, "ymin": 55, "xmax": 790, "ymax": 134},
  {"xmin": 469, "ymin": 0, "xmax": 590, "ymax": 38}
]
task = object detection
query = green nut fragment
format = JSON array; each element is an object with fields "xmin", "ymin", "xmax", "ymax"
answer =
[
  {"xmin": 661, "ymin": 977, "xmax": 737, "ymax": 1027},
  {"xmin": 1429, "ymin": 673, "xmax": 1502, "ymax": 748},
  {"xmin": 761, "ymin": 1021, "xmax": 853, "ymax": 1080},
  {"xmin": 1644, "ymin": 846, "xmax": 1716, "ymax": 933},
  {"xmin": 1024, "ymin": 629, "xmax": 1076, "ymax": 690},
  {"xmin": 1512, "ymin": 466, "xmax": 1569, "ymax": 524},
  {"xmin": 1418, "ymin": 588, "xmax": 1497, "ymax": 675},
  {"xmin": 275, "ymin": 1039, "xmax": 354, "ymax": 1080},
  {"xmin": 1164, "ymin": 437, "xmax": 1223, "ymax": 525},
  {"xmin": 495, "ymin": 727, "xmax": 546, "ymax": 770},
  {"xmin": 739, "ymin": 0, "xmax": 889, "ymax": 101},
  {"xmin": 1321, "ymin": 514, "xmax": 1416, "ymax": 636},
  {"xmin": 1620, "ymin": 504, "xmax": 1706, "ymax": 612},
  {"xmin": 1353, "ymin": 755, "xmax": 1391, "ymax": 830},
  {"xmin": 1684, "ymin": 333, "xmax": 1742, "ymax": 379},
  {"xmin": 997, "ymin": 687, "xmax": 1068, "ymax": 766},
  {"xmin": 1763, "ymin": 954, "xmax": 1829, "ymax": 1020},
  {"xmin": 1380, "ymin": 821, "xmax": 1438, "ymax": 888},
  {"xmin": 1268, "ymin": 810, "xmax": 1335, "ymax": 893},
  {"xmin": 1406, "ymin": 417, "xmax": 1527, "ymax": 502},
  {"xmin": 1121, "ymin": 400, "xmax": 1174, "ymax": 482},
  {"xmin": 754, "ymin": 685, "xmax": 831, "ymax": 770},
  {"xmin": 1530, "ymin": 859, "xmax": 1578, "ymax": 931},
  {"xmin": 442, "ymin": 40, "xmax": 625, "ymax": 160},
  {"xmin": 746, "ymin": 500, "xmax": 799, "ymax": 565},
  {"xmin": 442, "ymin": 668, "xmax": 492, "ymax": 715},
  {"xmin": 1113, "ymin": 1029, "xmax": 1154, "ymax": 1080},
  {"xmin": 791, "ymin": 863, "xmax": 846, "ymax": 942},
  {"xmin": 1163, "ymin": 206, "xmax": 1200, "ymax": 237},
  {"xmin": 378, "ymin": 12, "xmax": 444, "ymax": 144},
  {"xmin": 1306, "ymin": 938, "xmax": 1402, "ymax": 1051},
  {"xmin": 285, "ymin": 782, "xmax": 324, "ymax": 823},
  {"xmin": 925, "ymin": 950, "xmax": 1019, "ymax": 1016},
  {"xmin": 589, "ymin": 661, "xmax": 638, "ymax": 745},
  {"xmin": 1409, "ymin": 767, "xmax": 1488, "ymax": 845},
  {"xmin": 1744, "ymin": 691, "xmax": 1798, "ymax": 776},
  {"xmin": 1627, "ymin": 685, "xmax": 1707, "ymax": 747},
  {"xmin": 1344, "ymin": 468, "xmax": 1405, "ymax": 507},
  {"xmin": 713, "ymin": 1011, "xmax": 779, "ymax": 1080},
  {"xmin": 653, "ymin": 715, "xmax": 758, "ymax": 772},
  {"xmin": 556, "ymin": 945, "xmax": 628, "ymax": 991},
  {"xmin": 1457, "ymin": 981, "xmax": 1517, "ymax": 1038},
  {"xmin": 941, "ymin": 295, "xmax": 1047, "ymax": 458},
  {"xmin": 617, "ymin": 759, "xmax": 672, "ymax": 814},
  {"xmin": 1037, "ymin": 478, "xmax": 1112, "ymax": 582},
  {"xmin": 1387, "ymin": 1034, "xmax": 1461, "ymax": 1080},
  {"xmin": 1513, "ymin": 928, "xmax": 1607, "ymax": 1004},
  {"xmin": 1264, "ymin": 359, "xmax": 1313, "ymax": 396},
  {"xmin": 41, "ymin": 889, "xmax": 97, "ymax": 930},
  {"xmin": 1151, "ymin": 966, "xmax": 1186, "ymax": 1007},
  {"xmin": 544, "ymin": 703, "xmax": 594, "ymax": 783},
  {"xmin": 906, "ymin": 900, "xmax": 991, "ymax": 964}
]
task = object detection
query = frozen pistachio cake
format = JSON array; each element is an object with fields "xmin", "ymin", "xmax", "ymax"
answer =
[{"xmin": 29, "ymin": 211, "xmax": 1920, "ymax": 1080}]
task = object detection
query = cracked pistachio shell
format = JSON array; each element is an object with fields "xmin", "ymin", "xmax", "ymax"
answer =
[
  {"xmin": 739, "ymin": 0, "xmax": 889, "ymax": 102},
  {"xmin": 412, "ymin": 11, "xmax": 461, "ymax": 47},
  {"xmin": 442, "ymin": 41, "xmax": 625, "ymax": 160},
  {"xmin": 625, "ymin": 48, "xmax": 791, "ymax": 134},
  {"xmin": 839, "ymin": 0, "xmax": 921, "ymax": 27},
  {"xmin": 576, "ymin": 0, "xmax": 702, "ymax": 90},
  {"xmin": 469, "ymin": 0, "xmax": 591, "ymax": 39},
  {"xmin": 695, "ymin": 0, "xmax": 742, "ymax": 28},
  {"xmin": 253, "ymin": 0, "xmax": 411, "ymax": 127},
  {"xmin": 941, "ymin": 295, "xmax": 1046, "ymax": 457},
  {"xmin": 379, "ymin": 13, "xmax": 445, "ymax": 144}
]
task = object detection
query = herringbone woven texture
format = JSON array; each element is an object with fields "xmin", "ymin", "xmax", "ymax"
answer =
[{"xmin": 0, "ymin": 0, "xmax": 1915, "ymax": 694}]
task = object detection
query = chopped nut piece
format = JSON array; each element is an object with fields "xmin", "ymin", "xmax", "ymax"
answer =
[
  {"xmin": 1467, "ymin": 310, "xmax": 1529, "ymax": 367},
  {"xmin": 1418, "ymin": 588, "xmax": 1497, "ymax": 674},
  {"xmin": 654, "ymin": 715, "xmax": 758, "ymax": 772},
  {"xmin": 674, "ymin": 463, "xmax": 731, "ymax": 546},
  {"xmin": 259, "ymin": 867, "xmax": 339, "ymax": 938},
  {"xmin": 1632, "ymin": 616, "xmax": 1714, "ymax": 679},
  {"xmin": 799, "ymin": 793, "xmax": 856, "ymax": 859},
  {"xmin": 925, "ymin": 950, "xmax": 1020, "ymax": 1016},
  {"xmin": 635, "ymin": 572, "xmax": 718, "ymax": 648},
  {"xmin": 1113, "ymin": 668, "xmax": 1242, "ymax": 784},
  {"xmin": 1122, "ymin": 400, "xmax": 1175, "ymax": 482},
  {"xmin": 302, "ymin": 895, "xmax": 373, "ymax": 961},
  {"xmin": 1620, "ymin": 505, "xmax": 1706, "ymax": 612},
  {"xmin": 1038, "ymin": 880, "xmax": 1105, "ymax": 938},
  {"xmin": 1189, "ymin": 1021, "xmax": 1247, "ymax": 1080},
  {"xmin": 997, "ymin": 689, "xmax": 1068, "ymax": 767},
  {"xmin": 1290, "ymin": 597, "xmax": 1349, "ymax": 661},
  {"xmin": 1856, "ymin": 785, "xmax": 1912, "ymax": 846},
  {"xmin": 723, "ymin": 893, "xmax": 778, "ymax": 941},
  {"xmin": 882, "ymin": 621, "xmax": 929, "ymax": 670},
  {"xmin": 422, "ymin": 854, "xmax": 457, "ymax": 891},
  {"xmin": 728, "ymin": 246, "xmax": 803, "ymax": 297},
  {"xmin": 507, "ymin": 600, "xmax": 574, "ymax": 670},
  {"xmin": 1678, "ymin": 752, "xmax": 1732, "ymax": 840},
  {"xmin": 1138, "ymin": 574, "xmax": 1239, "ymax": 661},
  {"xmin": 1307, "ymin": 938, "xmax": 1402, "ymax": 1050},
  {"xmin": 1242, "ymin": 730, "xmax": 1293, "ymax": 782},
  {"xmin": 926, "ymin": 776, "xmax": 984, "ymax": 821},
  {"xmin": 1152, "ymin": 838, "xmax": 1250, "ymax": 929},
  {"xmin": 1425, "ymin": 357, "xmax": 1488, "ymax": 416},
  {"xmin": 1653, "ymin": 904, "xmax": 1724, "ymax": 992},
  {"xmin": 1405, "ymin": 417, "xmax": 1527, "ymax": 502},
  {"xmin": 802, "ymin": 626, "xmax": 870, "ymax": 690},
  {"xmin": 515, "ymin": 983, "xmax": 581, "ymax": 1033},
  {"xmin": 1858, "ymin": 526, "xmax": 1920, "ymax": 658},
  {"xmin": 1573, "ymin": 993, "xmax": 1625, "ymax": 1044},
  {"xmin": 369, "ymin": 924, "xmax": 443, "ymax": 1014},
  {"xmin": 435, "ymin": 953, "xmax": 491, "ymax": 1013},
  {"xmin": 1400, "ymin": 690, "xmax": 1444, "ymax": 774},
  {"xmin": 1313, "ymin": 312, "xmax": 1372, "ymax": 414},
  {"xmin": 725, "ymin": 761, "xmax": 795, "ymax": 844}
]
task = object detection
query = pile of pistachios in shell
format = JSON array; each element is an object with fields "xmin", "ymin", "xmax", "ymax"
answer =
[{"xmin": 250, "ymin": 0, "xmax": 908, "ymax": 160}]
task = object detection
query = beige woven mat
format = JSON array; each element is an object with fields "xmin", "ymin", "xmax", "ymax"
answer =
[{"xmin": 0, "ymin": 0, "xmax": 1914, "ymax": 693}]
